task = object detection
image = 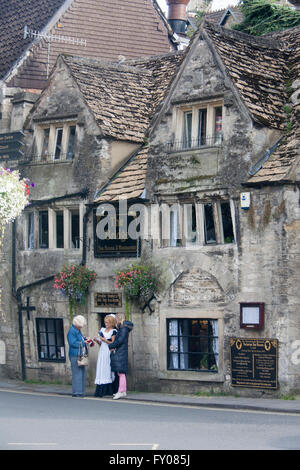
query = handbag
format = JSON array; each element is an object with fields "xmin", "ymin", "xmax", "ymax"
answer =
[{"xmin": 77, "ymin": 342, "xmax": 88, "ymax": 367}]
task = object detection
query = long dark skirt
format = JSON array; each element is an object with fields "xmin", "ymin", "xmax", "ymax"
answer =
[{"xmin": 94, "ymin": 375, "xmax": 119, "ymax": 397}]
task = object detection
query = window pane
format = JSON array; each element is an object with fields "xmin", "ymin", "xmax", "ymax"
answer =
[
  {"xmin": 71, "ymin": 210, "xmax": 80, "ymax": 248},
  {"xmin": 27, "ymin": 212, "xmax": 35, "ymax": 249},
  {"xmin": 167, "ymin": 319, "xmax": 218, "ymax": 372},
  {"xmin": 67, "ymin": 126, "xmax": 76, "ymax": 160},
  {"xmin": 185, "ymin": 204, "xmax": 196, "ymax": 243},
  {"xmin": 39, "ymin": 211, "xmax": 48, "ymax": 248},
  {"xmin": 220, "ymin": 202, "xmax": 234, "ymax": 243},
  {"xmin": 36, "ymin": 318, "xmax": 65, "ymax": 362},
  {"xmin": 41, "ymin": 128, "xmax": 50, "ymax": 161},
  {"xmin": 198, "ymin": 109, "xmax": 207, "ymax": 146},
  {"xmin": 204, "ymin": 204, "xmax": 216, "ymax": 244},
  {"xmin": 214, "ymin": 107, "xmax": 222, "ymax": 143},
  {"xmin": 183, "ymin": 111, "xmax": 192, "ymax": 149},
  {"xmin": 56, "ymin": 211, "xmax": 64, "ymax": 248},
  {"xmin": 54, "ymin": 128, "xmax": 63, "ymax": 159},
  {"xmin": 170, "ymin": 207, "xmax": 181, "ymax": 247}
]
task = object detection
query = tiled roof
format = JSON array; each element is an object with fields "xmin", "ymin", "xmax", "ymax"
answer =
[
  {"xmin": 63, "ymin": 51, "xmax": 184, "ymax": 143},
  {"xmin": 205, "ymin": 6, "xmax": 243, "ymax": 26},
  {"xmin": 247, "ymin": 27, "xmax": 300, "ymax": 185},
  {"xmin": 0, "ymin": 0, "xmax": 66, "ymax": 81},
  {"xmin": 203, "ymin": 21, "xmax": 290, "ymax": 130},
  {"xmin": 1, "ymin": 0, "xmax": 173, "ymax": 88},
  {"xmin": 94, "ymin": 146, "xmax": 148, "ymax": 202}
]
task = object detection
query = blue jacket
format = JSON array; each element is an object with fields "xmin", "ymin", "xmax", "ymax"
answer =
[
  {"xmin": 108, "ymin": 321, "xmax": 133, "ymax": 374},
  {"xmin": 67, "ymin": 325, "xmax": 86, "ymax": 358}
]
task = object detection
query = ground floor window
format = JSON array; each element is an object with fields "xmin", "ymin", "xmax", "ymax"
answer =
[
  {"xmin": 36, "ymin": 318, "xmax": 66, "ymax": 362},
  {"xmin": 167, "ymin": 319, "xmax": 218, "ymax": 372}
]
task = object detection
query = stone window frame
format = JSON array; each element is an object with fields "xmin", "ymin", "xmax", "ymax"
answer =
[
  {"xmin": 157, "ymin": 198, "xmax": 236, "ymax": 248},
  {"xmin": 172, "ymin": 99, "xmax": 224, "ymax": 151},
  {"xmin": 166, "ymin": 318, "xmax": 219, "ymax": 373},
  {"xmin": 34, "ymin": 117, "xmax": 77, "ymax": 162},
  {"xmin": 23, "ymin": 203, "xmax": 84, "ymax": 251},
  {"xmin": 36, "ymin": 317, "xmax": 66, "ymax": 363},
  {"xmin": 159, "ymin": 308, "xmax": 224, "ymax": 383}
]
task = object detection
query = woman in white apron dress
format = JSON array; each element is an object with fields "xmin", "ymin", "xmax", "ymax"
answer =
[{"xmin": 94, "ymin": 315, "xmax": 117, "ymax": 397}]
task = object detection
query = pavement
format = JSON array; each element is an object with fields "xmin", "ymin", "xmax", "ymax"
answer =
[{"xmin": 1, "ymin": 377, "xmax": 300, "ymax": 414}]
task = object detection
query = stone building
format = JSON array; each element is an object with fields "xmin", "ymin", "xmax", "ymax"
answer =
[
  {"xmin": 0, "ymin": 0, "xmax": 181, "ymax": 381},
  {"xmin": 1, "ymin": 15, "xmax": 300, "ymax": 397},
  {"xmin": 92, "ymin": 21, "xmax": 300, "ymax": 396},
  {"xmin": 0, "ymin": 50, "xmax": 184, "ymax": 384}
]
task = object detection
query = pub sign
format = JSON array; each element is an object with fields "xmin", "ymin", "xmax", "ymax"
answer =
[{"xmin": 230, "ymin": 337, "xmax": 278, "ymax": 390}]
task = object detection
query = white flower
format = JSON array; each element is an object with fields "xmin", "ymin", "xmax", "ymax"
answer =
[{"xmin": 0, "ymin": 167, "xmax": 30, "ymax": 225}]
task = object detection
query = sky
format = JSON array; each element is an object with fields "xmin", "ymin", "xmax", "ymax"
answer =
[{"xmin": 156, "ymin": 0, "xmax": 240, "ymax": 14}]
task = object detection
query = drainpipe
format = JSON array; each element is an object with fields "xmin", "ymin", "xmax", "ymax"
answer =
[{"xmin": 81, "ymin": 205, "xmax": 93, "ymax": 266}]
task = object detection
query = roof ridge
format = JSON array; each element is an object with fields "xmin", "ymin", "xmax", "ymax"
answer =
[
  {"xmin": 203, "ymin": 19, "xmax": 290, "ymax": 51},
  {"xmin": 62, "ymin": 53, "xmax": 153, "ymax": 75}
]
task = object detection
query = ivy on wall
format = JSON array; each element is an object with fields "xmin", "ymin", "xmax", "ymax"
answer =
[{"xmin": 233, "ymin": 0, "xmax": 300, "ymax": 36}]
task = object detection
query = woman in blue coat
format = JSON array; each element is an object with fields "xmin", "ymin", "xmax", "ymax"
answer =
[
  {"xmin": 67, "ymin": 315, "xmax": 90, "ymax": 397},
  {"xmin": 108, "ymin": 315, "xmax": 134, "ymax": 399}
]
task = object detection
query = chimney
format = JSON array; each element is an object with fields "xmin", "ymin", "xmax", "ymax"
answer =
[{"xmin": 166, "ymin": 0, "xmax": 190, "ymax": 34}]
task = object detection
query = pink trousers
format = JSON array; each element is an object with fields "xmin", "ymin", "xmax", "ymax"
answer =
[{"xmin": 117, "ymin": 373, "xmax": 126, "ymax": 393}]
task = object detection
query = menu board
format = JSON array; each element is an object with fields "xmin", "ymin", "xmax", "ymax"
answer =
[
  {"xmin": 230, "ymin": 338, "xmax": 278, "ymax": 389},
  {"xmin": 94, "ymin": 292, "xmax": 122, "ymax": 308}
]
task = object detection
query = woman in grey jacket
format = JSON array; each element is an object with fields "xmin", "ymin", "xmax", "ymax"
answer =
[{"xmin": 108, "ymin": 315, "xmax": 134, "ymax": 399}]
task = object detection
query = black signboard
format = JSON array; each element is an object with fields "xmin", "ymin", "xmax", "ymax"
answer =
[
  {"xmin": 94, "ymin": 292, "xmax": 122, "ymax": 308},
  {"xmin": 230, "ymin": 337, "xmax": 278, "ymax": 389},
  {"xmin": 0, "ymin": 149, "xmax": 24, "ymax": 160},
  {"xmin": 0, "ymin": 131, "xmax": 24, "ymax": 143},
  {"xmin": 0, "ymin": 131, "xmax": 25, "ymax": 160},
  {"xmin": 0, "ymin": 140, "xmax": 24, "ymax": 151}
]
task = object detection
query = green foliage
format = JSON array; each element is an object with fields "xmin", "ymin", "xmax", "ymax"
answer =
[
  {"xmin": 54, "ymin": 264, "xmax": 97, "ymax": 320},
  {"xmin": 115, "ymin": 262, "xmax": 160, "ymax": 302},
  {"xmin": 233, "ymin": 0, "xmax": 300, "ymax": 36}
]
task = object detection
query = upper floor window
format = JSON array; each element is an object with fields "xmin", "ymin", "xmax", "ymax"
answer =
[
  {"xmin": 24, "ymin": 205, "xmax": 82, "ymax": 250},
  {"xmin": 159, "ymin": 199, "xmax": 235, "ymax": 248},
  {"xmin": 36, "ymin": 122, "xmax": 76, "ymax": 162},
  {"xmin": 170, "ymin": 101, "xmax": 223, "ymax": 152}
]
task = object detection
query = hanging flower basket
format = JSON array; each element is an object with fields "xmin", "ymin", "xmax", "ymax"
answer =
[
  {"xmin": 115, "ymin": 262, "xmax": 160, "ymax": 318},
  {"xmin": 54, "ymin": 264, "xmax": 97, "ymax": 321},
  {"xmin": 0, "ymin": 167, "xmax": 33, "ymax": 225},
  {"xmin": 0, "ymin": 167, "xmax": 34, "ymax": 321}
]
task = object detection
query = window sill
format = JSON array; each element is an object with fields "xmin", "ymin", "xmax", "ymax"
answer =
[
  {"xmin": 158, "ymin": 370, "xmax": 224, "ymax": 383},
  {"xmin": 21, "ymin": 248, "xmax": 82, "ymax": 252},
  {"xmin": 26, "ymin": 159, "xmax": 73, "ymax": 166},
  {"xmin": 166, "ymin": 144, "xmax": 222, "ymax": 155},
  {"xmin": 156, "ymin": 242, "xmax": 236, "ymax": 250}
]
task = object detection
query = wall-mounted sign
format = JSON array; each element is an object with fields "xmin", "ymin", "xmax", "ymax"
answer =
[
  {"xmin": 0, "ymin": 131, "xmax": 25, "ymax": 160},
  {"xmin": 0, "ymin": 131, "xmax": 24, "ymax": 143},
  {"xmin": 230, "ymin": 337, "xmax": 278, "ymax": 390},
  {"xmin": 0, "ymin": 149, "xmax": 24, "ymax": 160},
  {"xmin": 240, "ymin": 302, "xmax": 264, "ymax": 329},
  {"xmin": 94, "ymin": 292, "xmax": 122, "ymax": 308}
]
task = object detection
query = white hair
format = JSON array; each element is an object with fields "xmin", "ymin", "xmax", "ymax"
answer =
[{"xmin": 73, "ymin": 315, "xmax": 87, "ymax": 328}]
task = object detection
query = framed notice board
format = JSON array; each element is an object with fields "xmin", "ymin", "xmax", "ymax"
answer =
[{"xmin": 230, "ymin": 338, "xmax": 278, "ymax": 390}]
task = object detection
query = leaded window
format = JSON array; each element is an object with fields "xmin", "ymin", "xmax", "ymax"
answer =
[
  {"xmin": 36, "ymin": 318, "xmax": 66, "ymax": 362},
  {"xmin": 167, "ymin": 319, "xmax": 218, "ymax": 372}
]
